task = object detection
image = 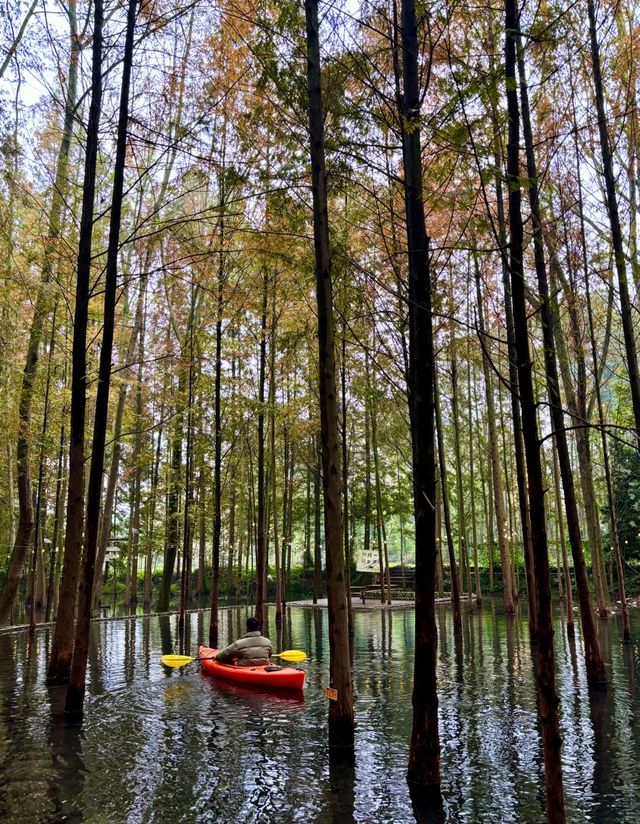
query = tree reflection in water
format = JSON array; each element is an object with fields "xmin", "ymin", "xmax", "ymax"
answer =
[{"xmin": 0, "ymin": 602, "xmax": 637, "ymax": 822}]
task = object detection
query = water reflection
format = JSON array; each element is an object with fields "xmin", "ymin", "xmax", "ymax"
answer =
[{"xmin": 0, "ymin": 602, "xmax": 638, "ymax": 821}]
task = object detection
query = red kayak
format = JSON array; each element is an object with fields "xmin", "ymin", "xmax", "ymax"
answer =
[{"xmin": 198, "ymin": 645, "xmax": 305, "ymax": 690}]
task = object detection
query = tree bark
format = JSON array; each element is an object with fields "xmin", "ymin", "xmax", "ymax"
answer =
[
  {"xmin": 504, "ymin": 3, "xmax": 565, "ymax": 817},
  {"xmin": 587, "ymin": 0, "xmax": 640, "ymax": 448},
  {"xmin": 46, "ymin": 0, "xmax": 101, "ymax": 683},
  {"xmin": 304, "ymin": 0, "xmax": 354, "ymax": 750},
  {"xmin": 399, "ymin": 0, "xmax": 441, "ymax": 789},
  {"xmin": 254, "ymin": 269, "xmax": 269, "ymax": 626},
  {"xmin": 434, "ymin": 369, "xmax": 461, "ymax": 633},
  {"xmin": 0, "ymin": 1, "xmax": 79, "ymax": 623},
  {"xmin": 65, "ymin": 0, "xmax": 137, "ymax": 716},
  {"xmin": 517, "ymin": 34, "xmax": 606, "ymax": 684},
  {"xmin": 474, "ymin": 255, "xmax": 515, "ymax": 615}
]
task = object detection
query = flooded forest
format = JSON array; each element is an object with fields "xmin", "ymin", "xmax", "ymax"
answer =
[{"xmin": 1, "ymin": 0, "xmax": 640, "ymax": 821}]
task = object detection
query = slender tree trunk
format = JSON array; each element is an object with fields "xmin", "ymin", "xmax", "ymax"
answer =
[
  {"xmin": 45, "ymin": 421, "xmax": 66, "ymax": 622},
  {"xmin": 156, "ymin": 374, "xmax": 183, "ymax": 612},
  {"xmin": 474, "ymin": 256, "xmax": 515, "ymax": 615},
  {"xmin": 434, "ymin": 370, "xmax": 461, "ymax": 633},
  {"xmin": 144, "ymin": 410, "xmax": 163, "ymax": 607},
  {"xmin": 504, "ymin": 4, "xmax": 565, "ymax": 816},
  {"xmin": 584, "ymin": 236, "xmax": 631, "ymax": 643},
  {"xmin": 0, "ymin": 0, "xmax": 39, "ymax": 79},
  {"xmin": 179, "ymin": 287, "xmax": 197, "ymax": 632},
  {"xmin": 305, "ymin": 0, "xmax": 354, "ymax": 749},
  {"xmin": 587, "ymin": 0, "xmax": 640, "ymax": 446},
  {"xmin": 46, "ymin": 0, "xmax": 100, "ymax": 683},
  {"xmin": 552, "ymin": 442, "xmax": 574, "ymax": 636},
  {"xmin": 269, "ymin": 279, "xmax": 283, "ymax": 624},
  {"xmin": 340, "ymin": 311, "xmax": 354, "ymax": 634},
  {"xmin": 486, "ymin": 27, "xmax": 536, "ymax": 632},
  {"xmin": 65, "ymin": 0, "xmax": 136, "ymax": 716},
  {"xmin": 208, "ymin": 171, "xmax": 225, "ymax": 645},
  {"xmin": 364, "ymin": 349, "xmax": 372, "ymax": 563},
  {"xmin": 313, "ymin": 433, "xmax": 322, "ymax": 603},
  {"xmin": 93, "ymin": 274, "xmax": 145, "ymax": 605},
  {"xmin": 517, "ymin": 34, "xmax": 605, "ymax": 684},
  {"xmin": 0, "ymin": 2, "xmax": 79, "ymax": 623},
  {"xmin": 255, "ymin": 269, "xmax": 268, "ymax": 626},
  {"xmin": 196, "ymin": 464, "xmax": 206, "ymax": 599},
  {"xmin": 399, "ymin": 0, "xmax": 440, "ymax": 788},
  {"xmin": 29, "ymin": 304, "xmax": 58, "ymax": 633},
  {"xmin": 467, "ymin": 338, "xmax": 482, "ymax": 605},
  {"xmin": 451, "ymin": 352, "xmax": 472, "ymax": 600}
]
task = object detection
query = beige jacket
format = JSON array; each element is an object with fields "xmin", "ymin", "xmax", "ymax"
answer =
[{"xmin": 215, "ymin": 630, "xmax": 272, "ymax": 666}]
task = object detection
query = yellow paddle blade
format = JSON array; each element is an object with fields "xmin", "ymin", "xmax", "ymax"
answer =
[
  {"xmin": 161, "ymin": 654, "xmax": 197, "ymax": 668},
  {"xmin": 274, "ymin": 650, "xmax": 307, "ymax": 662}
]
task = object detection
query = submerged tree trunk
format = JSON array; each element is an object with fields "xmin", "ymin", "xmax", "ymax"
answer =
[
  {"xmin": 46, "ymin": 0, "xmax": 101, "ymax": 683},
  {"xmin": 504, "ymin": 3, "xmax": 565, "ymax": 817},
  {"xmin": 474, "ymin": 256, "xmax": 515, "ymax": 616},
  {"xmin": 304, "ymin": 0, "xmax": 354, "ymax": 750},
  {"xmin": 517, "ymin": 34, "xmax": 605, "ymax": 685},
  {"xmin": 485, "ymin": 25, "xmax": 535, "ymax": 633},
  {"xmin": 434, "ymin": 369, "xmax": 461, "ymax": 634},
  {"xmin": 398, "ymin": 0, "xmax": 441, "ymax": 789},
  {"xmin": 65, "ymin": 0, "xmax": 137, "ymax": 717}
]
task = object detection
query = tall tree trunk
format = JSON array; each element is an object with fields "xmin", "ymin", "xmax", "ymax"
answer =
[
  {"xmin": 584, "ymin": 232, "xmax": 631, "ymax": 643},
  {"xmin": 517, "ymin": 34, "xmax": 605, "ymax": 685},
  {"xmin": 208, "ymin": 164, "xmax": 226, "ymax": 645},
  {"xmin": 474, "ymin": 256, "xmax": 515, "ymax": 615},
  {"xmin": 399, "ymin": 0, "xmax": 440, "ymax": 788},
  {"xmin": 486, "ymin": 24, "xmax": 536, "ymax": 633},
  {"xmin": 269, "ymin": 277, "xmax": 283, "ymax": 624},
  {"xmin": 179, "ymin": 286, "xmax": 196, "ymax": 632},
  {"xmin": 372, "ymin": 392, "xmax": 391, "ymax": 605},
  {"xmin": 29, "ymin": 304, "xmax": 58, "ymax": 633},
  {"xmin": 364, "ymin": 349, "xmax": 372, "ymax": 563},
  {"xmin": 144, "ymin": 403, "xmax": 164, "ymax": 606},
  {"xmin": 93, "ymin": 274, "xmax": 145, "ymax": 605},
  {"xmin": 255, "ymin": 269, "xmax": 268, "ymax": 626},
  {"xmin": 552, "ymin": 442, "xmax": 574, "ymax": 636},
  {"xmin": 340, "ymin": 308, "xmax": 354, "ymax": 633},
  {"xmin": 450, "ymin": 352, "xmax": 471, "ymax": 600},
  {"xmin": 304, "ymin": 0, "xmax": 354, "ymax": 750},
  {"xmin": 587, "ymin": 0, "xmax": 640, "ymax": 447},
  {"xmin": 156, "ymin": 374, "xmax": 183, "ymax": 612},
  {"xmin": 313, "ymin": 433, "xmax": 322, "ymax": 603},
  {"xmin": 126, "ymin": 304, "xmax": 145, "ymax": 607},
  {"xmin": 45, "ymin": 420, "xmax": 66, "ymax": 622},
  {"xmin": 46, "ymin": 0, "xmax": 101, "ymax": 683},
  {"xmin": 434, "ymin": 369, "xmax": 461, "ymax": 633},
  {"xmin": 467, "ymin": 336, "xmax": 482, "ymax": 605},
  {"xmin": 196, "ymin": 464, "xmax": 206, "ymax": 600},
  {"xmin": 504, "ymin": 4, "xmax": 565, "ymax": 817},
  {"xmin": 65, "ymin": 0, "xmax": 136, "ymax": 716},
  {"xmin": 0, "ymin": 2, "xmax": 79, "ymax": 623}
]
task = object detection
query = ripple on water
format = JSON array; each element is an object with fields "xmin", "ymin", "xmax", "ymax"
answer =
[{"xmin": 1, "ymin": 604, "xmax": 640, "ymax": 823}]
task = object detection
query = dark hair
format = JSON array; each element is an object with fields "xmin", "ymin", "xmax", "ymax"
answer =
[{"xmin": 246, "ymin": 616, "xmax": 260, "ymax": 632}]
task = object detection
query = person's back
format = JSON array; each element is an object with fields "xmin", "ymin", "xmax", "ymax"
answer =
[{"xmin": 214, "ymin": 617, "xmax": 272, "ymax": 666}]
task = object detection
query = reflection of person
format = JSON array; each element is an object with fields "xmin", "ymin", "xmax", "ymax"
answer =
[{"xmin": 215, "ymin": 616, "xmax": 272, "ymax": 666}]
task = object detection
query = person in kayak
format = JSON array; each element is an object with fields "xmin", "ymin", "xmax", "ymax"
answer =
[{"xmin": 214, "ymin": 616, "xmax": 273, "ymax": 667}]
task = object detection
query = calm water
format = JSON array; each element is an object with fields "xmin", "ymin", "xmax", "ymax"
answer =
[{"xmin": 0, "ymin": 602, "xmax": 639, "ymax": 823}]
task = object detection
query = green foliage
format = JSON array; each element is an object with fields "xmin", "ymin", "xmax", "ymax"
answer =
[{"xmin": 606, "ymin": 438, "xmax": 640, "ymax": 563}]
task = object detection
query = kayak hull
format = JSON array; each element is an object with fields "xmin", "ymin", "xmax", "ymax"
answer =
[{"xmin": 198, "ymin": 645, "xmax": 305, "ymax": 690}]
